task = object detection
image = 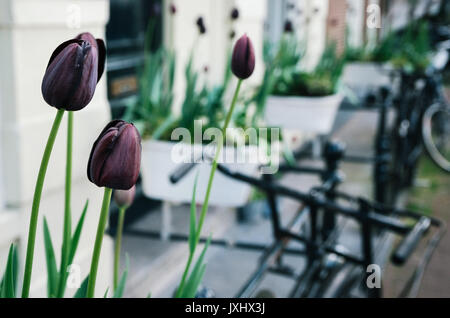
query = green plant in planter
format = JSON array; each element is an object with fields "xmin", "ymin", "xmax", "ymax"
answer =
[
  {"xmin": 123, "ymin": 47, "xmax": 176, "ymax": 140},
  {"xmin": 248, "ymin": 34, "xmax": 304, "ymax": 122},
  {"xmin": 390, "ymin": 20, "xmax": 432, "ymax": 74},
  {"xmin": 345, "ymin": 31, "xmax": 396, "ymax": 63},
  {"xmin": 271, "ymin": 42, "xmax": 345, "ymax": 97}
]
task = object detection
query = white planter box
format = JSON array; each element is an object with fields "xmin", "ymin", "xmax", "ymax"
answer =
[
  {"xmin": 265, "ymin": 94, "xmax": 343, "ymax": 134},
  {"xmin": 141, "ymin": 140, "xmax": 262, "ymax": 207},
  {"xmin": 342, "ymin": 62, "xmax": 390, "ymax": 91}
]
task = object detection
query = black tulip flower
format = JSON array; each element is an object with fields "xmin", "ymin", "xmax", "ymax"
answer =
[
  {"xmin": 76, "ymin": 32, "xmax": 106, "ymax": 82},
  {"xmin": 114, "ymin": 185, "xmax": 136, "ymax": 209},
  {"xmin": 231, "ymin": 8, "xmax": 239, "ymax": 20},
  {"xmin": 88, "ymin": 120, "xmax": 142, "ymax": 190},
  {"xmin": 170, "ymin": 3, "xmax": 177, "ymax": 15},
  {"xmin": 284, "ymin": 20, "xmax": 294, "ymax": 33},
  {"xmin": 231, "ymin": 34, "xmax": 255, "ymax": 80},
  {"xmin": 196, "ymin": 17, "xmax": 207, "ymax": 35},
  {"xmin": 41, "ymin": 33, "xmax": 106, "ymax": 111}
]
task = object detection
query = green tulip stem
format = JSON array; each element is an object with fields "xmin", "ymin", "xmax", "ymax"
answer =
[
  {"xmin": 113, "ymin": 206, "xmax": 127, "ymax": 290},
  {"xmin": 87, "ymin": 187, "xmax": 113, "ymax": 298},
  {"xmin": 57, "ymin": 110, "xmax": 73, "ymax": 297},
  {"xmin": 176, "ymin": 79, "xmax": 243, "ymax": 297},
  {"xmin": 195, "ymin": 79, "xmax": 242, "ymax": 242},
  {"xmin": 22, "ymin": 109, "xmax": 65, "ymax": 298}
]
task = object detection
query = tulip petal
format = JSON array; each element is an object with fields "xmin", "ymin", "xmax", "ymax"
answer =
[
  {"xmin": 45, "ymin": 39, "xmax": 83, "ymax": 69},
  {"xmin": 96, "ymin": 39, "xmax": 106, "ymax": 82}
]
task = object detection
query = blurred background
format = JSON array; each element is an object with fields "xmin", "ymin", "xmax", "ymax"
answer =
[{"xmin": 0, "ymin": 0, "xmax": 449, "ymax": 297}]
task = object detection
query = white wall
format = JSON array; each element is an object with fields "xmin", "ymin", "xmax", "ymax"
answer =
[
  {"xmin": 164, "ymin": 0, "xmax": 267, "ymax": 114},
  {"xmin": 346, "ymin": 0, "xmax": 366, "ymax": 47},
  {"xmin": 265, "ymin": 0, "xmax": 329, "ymax": 70}
]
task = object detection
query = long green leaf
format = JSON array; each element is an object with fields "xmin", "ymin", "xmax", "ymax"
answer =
[
  {"xmin": 189, "ymin": 174, "xmax": 199, "ymax": 254},
  {"xmin": 68, "ymin": 200, "xmax": 89, "ymax": 264},
  {"xmin": 113, "ymin": 255, "xmax": 129, "ymax": 298},
  {"xmin": 73, "ymin": 275, "xmax": 89, "ymax": 298},
  {"xmin": 181, "ymin": 237, "xmax": 211, "ymax": 298},
  {"xmin": 43, "ymin": 218, "xmax": 59, "ymax": 297},
  {"xmin": 0, "ymin": 244, "xmax": 17, "ymax": 298}
]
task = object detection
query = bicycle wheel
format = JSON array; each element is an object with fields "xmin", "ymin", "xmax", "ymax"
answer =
[{"xmin": 422, "ymin": 102, "xmax": 450, "ymax": 172}]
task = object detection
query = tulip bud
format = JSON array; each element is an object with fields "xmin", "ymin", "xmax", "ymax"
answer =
[
  {"xmin": 196, "ymin": 17, "xmax": 207, "ymax": 35},
  {"xmin": 114, "ymin": 185, "xmax": 136, "ymax": 209},
  {"xmin": 170, "ymin": 3, "xmax": 177, "ymax": 15},
  {"xmin": 87, "ymin": 120, "xmax": 142, "ymax": 190},
  {"xmin": 76, "ymin": 32, "xmax": 106, "ymax": 82},
  {"xmin": 231, "ymin": 34, "xmax": 255, "ymax": 80},
  {"xmin": 231, "ymin": 8, "xmax": 239, "ymax": 20},
  {"xmin": 41, "ymin": 33, "xmax": 106, "ymax": 111},
  {"xmin": 284, "ymin": 20, "xmax": 293, "ymax": 33}
]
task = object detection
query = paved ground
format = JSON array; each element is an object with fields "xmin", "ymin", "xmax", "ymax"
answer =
[{"xmin": 118, "ymin": 108, "xmax": 449, "ymax": 298}]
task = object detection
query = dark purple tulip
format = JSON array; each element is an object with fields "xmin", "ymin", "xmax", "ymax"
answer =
[
  {"xmin": 284, "ymin": 20, "xmax": 293, "ymax": 33},
  {"xmin": 196, "ymin": 17, "xmax": 207, "ymax": 35},
  {"xmin": 231, "ymin": 34, "xmax": 255, "ymax": 80},
  {"xmin": 114, "ymin": 185, "xmax": 136, "ymax": 208},
  {"xmin": 170, "ymin": 3, "xmax": 177, "ymax": 15},
  {"xmin": 41, "ymin": 33, "xmax": 105, "ymax": 111},
  {"xmin": 231, "ymin": 8, "xmax": 239, "ymax": 20},
  {"xmin": 87, "ymin": 120, "xmax": 141, "ymax": 190},
  {"xmin": 76, "ymin": 32, "xmax": 106, "ymax": 82}
]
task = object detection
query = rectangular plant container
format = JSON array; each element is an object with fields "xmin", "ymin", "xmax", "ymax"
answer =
[
  {"xmin": 265, "ymin": 94, "xmax": 343, "ymax": 134},
  {"xmin": 141, "ymin": 140, "xmax": 264, "ymax": 207}
]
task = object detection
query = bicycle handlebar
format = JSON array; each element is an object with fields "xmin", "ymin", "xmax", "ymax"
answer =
[
  {"xmin": 169, "ymin": 162, "xmax": 198, "ymax": 184},
  {"xmin": 169, "ymin": 156, "xmax": 443, "ymax": 266},
  {"xmin": 391, "ymin": 217, "xmax": 431, "ymax": 265}
]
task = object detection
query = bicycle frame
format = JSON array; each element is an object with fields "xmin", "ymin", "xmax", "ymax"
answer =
[{"xmin": 131, "ymin": 141, "xmax": 444, "ymax": 298}]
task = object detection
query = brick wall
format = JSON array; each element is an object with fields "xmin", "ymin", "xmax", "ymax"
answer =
[{"xmin": 326, "ymin": 0, "xmax": 347, "ymax": 54}]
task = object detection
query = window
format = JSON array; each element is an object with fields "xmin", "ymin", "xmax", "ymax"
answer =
[{"xmin": 106, "ymin": 0, "xmax": 163, "ymax": 118}]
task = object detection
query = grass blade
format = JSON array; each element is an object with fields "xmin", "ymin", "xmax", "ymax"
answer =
[
  {"xmin": 181, "ymin": 236, "xmax": 211, "ymax": 298},
  {"xmin": 68, "ymin": 200, "xmax": 88, "ymax": 264},
  {"xmin": 73, "ymin": 275, "xmax": 89, "ymax": 298},
  {"xmin": 113, "ymin": 255, "xmax": 129, "ymax": 298},
  {"xmin": 0, "ymin": 244, "xmax": 17, "ymax": 298},
  {"xmin": 43, "ymin": 218, "xmax": 59, "ymax": 297}
]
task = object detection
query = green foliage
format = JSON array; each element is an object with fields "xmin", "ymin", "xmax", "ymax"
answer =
[
  {"xmin": 180, "ymin": 237, "xmax": 211, "ymax": 298},
  {"xmin": 43, "ymin": 200, "xmax": 88, "ymax": 297},
  {"xmin": 271, "ymin": 42, "xmax": 345, "ymax": 97},
  {"xmin": 390, "ymin": 20, "xmax": 432, "ymax": 74},
  {"xmin": 0, "ymin": 244, "xmax": 18, "ymax": 298},
  {"xmin": 177, "ymin": 54, "xmax": 232, "ymax": 142},
  {"xmin": 73, "ymin": 275, "xmax": 89, "ymax": 298},
  {"xmin": 345, "ymin": 32, "xmax": 396, "ymax": 63},
  {"xmin": 43, "ymin": 218, "xmax": 59, "ymax": 297},
  {"xmin": 124, "ymin": 47, "xmax": 176, "ymax": 140},
  {"xmin": 113, "ymin": 255, "xmax": 129, "ymax": 298},
  {"xmin": 176, "ymin": 177, "xmax": 211, "ymax": 298}
]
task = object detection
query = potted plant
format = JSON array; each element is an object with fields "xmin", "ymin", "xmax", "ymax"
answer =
[
  {"xmin": 389, "ymin": 20, "xmax": 432, "ymax": 76},
  {"xmin": 264, "ymin": 39, "xmax": 345, "ymax": 134},
  {"xmin": 140, "ymin": 58, "xmax": 266, "ymax": 207},
  {"xmin": 132, "ymin": 38, "xmax": 270, "ymax": 207},
  {"xmin": 342, "ymin": 32, "xmax": 396, "ymax": 93}
]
